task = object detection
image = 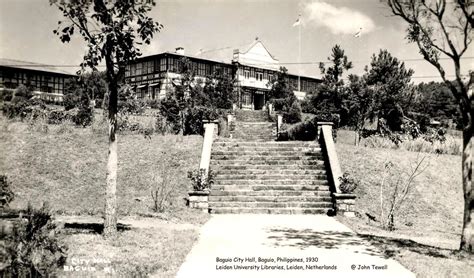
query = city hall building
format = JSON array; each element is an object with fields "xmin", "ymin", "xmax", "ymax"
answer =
[
  {"xmin": 125, "ymin": 40, "xmax": 321, "ymax": 110},
  {"xmin": 0, "ymin": 58, "xmax": 75, "ymax": 102}
]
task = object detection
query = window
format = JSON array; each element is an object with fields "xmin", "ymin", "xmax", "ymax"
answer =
[
  {"xmin": 256, "ymin": 72, "xmax": 263, "ymax": 81},
  {"xmin": 136, "ymin": 63, "xmax": 142, "ymax": 75},
  {"xmin": 131, "ymin": 64, "xmax": 136, "ymax": 76},
  {"xmin": 160, "ymin": 58, "xmax": 167, "ymax": 72},
  {"xmin": 147, "ymin": 61, "xmax": 154, "ymax": 74},
  {"xmin": 198, "ymin": 63, "xmax": 206, "ymax": 76},
  {"xmin": 244, "ymin": 70, "xmax": 250, "ymax": 79},
  {"xmin": 125, "ymin": 65, "xmax": 130, "ymax": 77}
]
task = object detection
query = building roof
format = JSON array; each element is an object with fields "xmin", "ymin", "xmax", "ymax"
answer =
[{"xmin": 0, "ymin": 58, "xmax": 75, "ymax": 76}]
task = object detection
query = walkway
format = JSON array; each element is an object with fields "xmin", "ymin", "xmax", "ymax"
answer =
[{"xmin": 177, "ymin": 214, "xmax": 414, "ymax": 278}]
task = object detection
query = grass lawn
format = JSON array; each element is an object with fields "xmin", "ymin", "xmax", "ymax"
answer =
[
  {"xmin": 336, "ymin": 130, "xmax": 473, "ymax": 277},
  {"xmin": 0, "ymin": 116, "xmax": 203, "ymax": 217},
  {"xmin": 57, "ymin": 216, "xmax": 206, "ymax": 277},
  {"xmin": 0, "ymin": 115, "xmax": 210, "ymax": 276}
]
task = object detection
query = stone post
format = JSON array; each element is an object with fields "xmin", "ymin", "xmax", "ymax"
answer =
[{"xmin": 199, "ymin": 120, "xmax": 219, "ymax": 172}]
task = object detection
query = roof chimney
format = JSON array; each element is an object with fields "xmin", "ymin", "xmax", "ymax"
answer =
[{"xmin": 175, "ymin": 47, "xmax": 185, "ymax": 55}]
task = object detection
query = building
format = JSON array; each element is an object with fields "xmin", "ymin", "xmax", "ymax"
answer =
[
  {"xmin": 0, "ymin": 58, "xmax": 75, "ymax": 102},
  {"xmin": 125, "ymin": 40, "xmax": 321, "ymax": 110}
]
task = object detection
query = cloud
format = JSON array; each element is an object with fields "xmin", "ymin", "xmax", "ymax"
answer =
[{"xmin": 304, "ymin": 1, "xmax": 376, "ymax": 35}]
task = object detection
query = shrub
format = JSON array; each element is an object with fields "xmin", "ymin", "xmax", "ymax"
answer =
[
  {"xmin": 12, "ymin": 85, "xmax": 33, "ymax": 102},
  {"xmin": 0, "ymin": 175, "xmax": 14, "ymax": 209},
  {"xmin": 280, "ymin": 113, "xmax": 340, "ymax": 141},
  {"xmin": 157, "ymin": 97, "xmax": 181, "ymax": 134},
  {"xmin": 150, "ymin": 151, "xmax": 180, "ymax": 212},
  {"xmin": 0, "ymin": 89, "xmax": 14, "ymax": 102},
  {"xmin": 72, "ymin": 106, "xmax": 93, "ymax": 127},
  {"xmin": 283, "ymin": 101, "xmax": 302, "ymax": 124},
  {"xmin": 183, "ymin": 106, "xmax": 220, "ymax": 135},
  {"xmin": 187, "ymin": 169, "xmax": 215, "ymax": 191},
  {"xmin": 2, "ymin": 204, "xmax": 68, "ymax": 276},
  {"xmin": 338, "ymin": 173, "xmax": 358, "ymax": 194},
  {"xmin": 47, "ymin": 110, "xmax": 68, "ymax": 125}
]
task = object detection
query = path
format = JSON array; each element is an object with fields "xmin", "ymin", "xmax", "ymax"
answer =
[{"xmin": 177, "ymin": 214, "xmax": 415, "ymax": 278}]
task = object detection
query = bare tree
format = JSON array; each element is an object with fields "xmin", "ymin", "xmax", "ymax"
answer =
[{"xmin": 387, "ymin": 0, "xmax": 473, "ymax": 252}]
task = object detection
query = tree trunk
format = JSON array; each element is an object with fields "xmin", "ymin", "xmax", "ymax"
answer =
[
  {"xmin": 460, "ymin": 112, "xmax": 473, "ymax": 252},
  {"xmin": 104, "ymin": 86, "xmax": 118, "ymax": 238}
]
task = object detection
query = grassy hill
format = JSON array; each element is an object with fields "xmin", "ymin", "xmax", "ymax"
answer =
[
  {"xmin": 335, "ymin": 130, "xmax": 473, "ymax": 277},
  {"xmin": 0, "ymin": 117, "xmax": 203, "ymax": 218}
]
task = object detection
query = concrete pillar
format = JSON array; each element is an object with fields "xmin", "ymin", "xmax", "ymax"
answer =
[{"xmin": 199, "ymin": 120, "xmax": 219, "ymax": 173}]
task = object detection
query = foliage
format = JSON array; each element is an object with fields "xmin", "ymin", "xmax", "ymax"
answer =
[
  {"xmin": 279, "ymin": 113, "xmax": 340, "ymax": 141},
  {"xmin": 157, "ymin": 96, "xmax": 182, "ymax": 134},
  {"xmin": 267, "ymin": 67, "xmax": 301, "ymax": 123},
  {"xmin": 338, "ymin": 172, "xmax": 359, "ymax": 194},
  {"xmin": 150, "ymin": 150, "xmax": 180, "ymax": 212},
  {"xmin": 410, "ymin": 82, "xmax": 462, "ymax": 129},
  {"xmin": 283, "ymin": 101, "xmax": 302, "ymax": 124},
  {"xmin": 187, "ymin": 169, "xmax": 215, "ymax": 191},
  {"xmin": 183, "ymin": 106, "xmax": 221, "ymax": 135},
  {"xmin": 2, "ymin": 204, "xmax": 68, "ymax": 276},
  {"xmin": 343, "ymin": 74, "xmax": 377, "ymax": 144},
  {"xmin": 366, "ymin": 49, "xmax": 414, "ymax": 131},
  {"xmin": 0, "ymin": 175, "xmax": 14, "ymax": 208},
  {"xmin": 0, "ymin": 89, "xmax": 14, "ymax": 102},
  {"xmin": 12, "ymin": 85, "xmax": 33, "ymax": 102},
  {"xmin": 201, "ymin": 67, "xmax": 237, "ymax": 109},
  {"xmin": 305, "ymin": 45, "xmax": 352, "ymax": 125}
]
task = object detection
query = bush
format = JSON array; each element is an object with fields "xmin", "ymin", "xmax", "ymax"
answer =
[
  {"xmin": 187, "ymin": 169, "xmax": 215, "ymax": 191},
  {"xmin": 150, "ymin": 150, "xmax": 180, "ymax": 212},
  {"xmin": 280, "ymin": 113, "xmax": 340, "ymax": 141},
  {"xmin": 0, "ymin": 89, "xmax": 14, "ymax": 102},
  {"xmin": 72, "ymin": 106, "xmax": 93, "ymax": 127},
  {"xmin": 2, "ymin": 204, "xmax": 68, "ymax": 277},
  {"xmin": 338, "ymin": 173, "xmax": 358, "ymax": 194},
  {"xmin": 0, "ymin": 175, "xmax": 14, "ymax": 209},
  {"xmin": 12, "ymin": 85, "xmax": 33, "ymax": 102},
  {"xmin": 157, "ymin": 97, "xmax": 181, "ymax": 134},
  {"xmin": 183, "ymin": 107, "xmax": 220, "ymax": 135},
  {"xmin": 283, "ymin": 101, "xmax": 302, "ymax": 124}
]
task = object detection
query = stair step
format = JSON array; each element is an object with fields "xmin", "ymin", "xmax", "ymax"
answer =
[
  {"xmin": 210, "ymin": 190, "xmax": 331, "ymax": 197},
  {"xmin": 209, "ymin": 202, "xmax": 332, "ymax": 208},
  {"xmin": 216, "ymin": 174, "xmax": 327, "ymax": 180},
  {"xmin": 214, "ymin": 142, "xmax": 319, "ymax": 147},
  {"xmin": 217, "ymin": 169, "xmax": 326, "ymax": 175},
  {"xmin": 212, "ymin": 184, "xmax": 330, "ymax": 191},
  {"xmin": 211, "ymin": 160, "xmax": 325, "ymax": 166},
  {"xmin": 208, "ymin": 195, "xmax": 332, "ymax": 202},
  {"xmin": 214, "ymin": 179, "xmax": 328, "ymax": 185},
  {"xmin": 209, "ymin": 208, "xmax": 330, "ymax": 214},
  {"xmin": 214, "ymin": 164, "xmax": 326, "ymax": 170}
]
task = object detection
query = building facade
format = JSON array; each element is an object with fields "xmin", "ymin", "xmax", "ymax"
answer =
[
  {"xmin": 0, "ymin": 58, "xmax": 75, "ymax": 102},
  {"xmin": 125, "ymin": 40, "xmax": 321, "ymax": 110}
]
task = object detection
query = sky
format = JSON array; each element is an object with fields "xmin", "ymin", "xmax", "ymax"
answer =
[{"xmin": 0, "ymin": 0, "xmax": 472, "ymax": 83}]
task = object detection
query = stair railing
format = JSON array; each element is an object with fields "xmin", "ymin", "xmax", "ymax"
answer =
[
  {"xmin": 199, "ymin": 120, "xmax": 219, "ymax": 176},
  {"xmin": 317, "ymin": 122, "xmax": 342, "ymax": 194},
  {"xmin": 317, "ymin": 122, "xmax": 356, "ymax": 217}
]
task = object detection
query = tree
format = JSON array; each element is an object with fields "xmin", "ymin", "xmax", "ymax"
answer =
[
  {"xmin": 267, "ymin": 66, "xmax": 301, "ymax": 123},
  {"xmin": 203, "ymin": 66, "xmax": 236, "ymax": 109},
  {"xmin": 387, "ymin": 0, "xmax": 473, "ymax": 252},
  {"xmin": 307, "ymin": 45, "xmax": 353, "ymax": 124},
  {"xmin": 51, "ymin": 0, "xmax": 163, "ymax": 237},
  {"xmin": 366, "ymin": 49, "xmax": 414, "ymax": 131},
  {"xmin": 344, "ymin": 74, "xmax": 377, "ymax": 145}
]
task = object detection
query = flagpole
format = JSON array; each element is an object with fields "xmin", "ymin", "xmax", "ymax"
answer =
[{"xmin": 298, "ymin": 16, "xmax": 301, "ymax": 92}]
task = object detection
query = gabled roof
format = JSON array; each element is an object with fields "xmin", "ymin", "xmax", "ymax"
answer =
[
  {"xmin": 0, "ymin": 58, "xmax": 75, "ymax": 76},
  {"xmin": 239, "ymin": 40, "xmax": 278, "ymax": 61}
]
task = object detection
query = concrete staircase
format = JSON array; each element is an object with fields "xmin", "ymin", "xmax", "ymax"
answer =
[{"xmin": 208, "ymin": 110, "xmax": 332, "ymax": 214}]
